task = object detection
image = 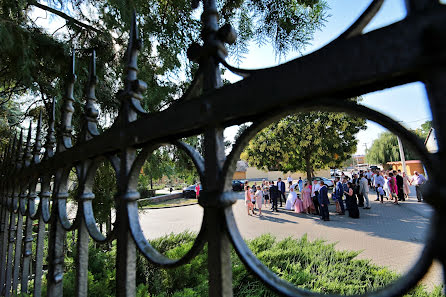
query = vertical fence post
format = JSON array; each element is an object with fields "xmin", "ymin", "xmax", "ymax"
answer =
[
  {"xmin": 47, "ymin": 53, "xmax": 76, "ymax": 297},
  {"xmin": 21, "ymin": 113, "xmax": 43, "ymax": 294},
  {"xmin": 75, "ymin": 50, "xmax": 99, "ymax": 297},
  {"xmin": 424, "ymin": 71, "xmax": 446, "ymax": 287},
  {"xmin": 11, "ymin": 124, "xmax": 33, "ymax": 294},
  {"xmin": 199, "ymin": 1, "xmax": 233, "ymax": 296},
  {"xmin": 0, "ymin": 141, "xmax": 12, "ymax": 293},
  {"xmin": 5, "ymin": 131, "xmax": 22, "ymax": 297},
  {"xmin": 33, "ymin": 100, "xmax": 56, "ymax": 297},
  {"xmin": 115, "ymin": 13, "xmax": 147, "ymax": 297}
]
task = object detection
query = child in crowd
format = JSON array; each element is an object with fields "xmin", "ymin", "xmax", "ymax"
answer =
[{"xmin": 377, "ymin": 184, "xmax": 385, "ymax": 203}]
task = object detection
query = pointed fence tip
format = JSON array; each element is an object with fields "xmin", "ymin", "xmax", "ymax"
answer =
[
  {"xmin": 38, "ymin": 110, "xmax": 43, "ymax": 127},
  {"xmin": 27, "ymin": 121, "xmax": 32, "ymax": 142},
  {"xmin": 71, "ymin": 49, "xmax": 76, "ymax": 75},
  {"xmin": 51, "ymin": 99, "xmax": 56, "ymax": 121},
  {"xmin": 128, "ymin": 11, "xmax": 141, "ymax": 52},
  {"xmin": 89, "ymin": 50, "xmax": 97, "ymax": 84}
]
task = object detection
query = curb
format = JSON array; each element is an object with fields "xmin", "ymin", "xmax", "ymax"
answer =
[{"xmin": 140, "ymin": 202, "xmax": 199, "ymax": 210}]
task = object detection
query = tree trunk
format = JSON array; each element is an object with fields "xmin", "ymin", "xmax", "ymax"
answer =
[
  {"xmin": 305, "ymin": 154, "xmax": 312, "ymax": 183},
  {"xmin": 106, "ymin": 209, "xmax": 112, "ymax": 234},
  {"xmin": 150, "ymin": 175, "xmax": 153, "ymax": 190}
]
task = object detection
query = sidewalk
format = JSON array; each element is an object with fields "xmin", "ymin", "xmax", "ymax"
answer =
[
  {"xmin": 139, "ymin": 188, "xmax": 442, "ymax": 290},
  {"xmin": 156, "ymin": 188, "xmax": 182, "ymax": 195}
]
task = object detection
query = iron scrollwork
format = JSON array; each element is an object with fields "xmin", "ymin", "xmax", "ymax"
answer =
[{"xmin": 0, "ymin": 0, "xmax": 445, "ymax": 296}]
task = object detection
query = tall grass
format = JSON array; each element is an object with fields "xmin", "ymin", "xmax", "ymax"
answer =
[
  {"xmin": 138, "ymin": 232, "xmax": 443, "ymax": 297},
  {"xmin": 29, "ymin": 231, "xmax": 443, "ymax": 296}
]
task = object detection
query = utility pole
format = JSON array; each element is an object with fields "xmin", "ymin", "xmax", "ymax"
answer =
[
  {"xmin": 397, "ymin": 136, "xmax": 408, "ymax": 175},
  {"xmin": 363, "ymin": 143, "xmax": 368, "ymax": 166}
]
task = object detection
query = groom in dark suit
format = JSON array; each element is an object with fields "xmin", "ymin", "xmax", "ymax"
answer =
[
  {"xmin": 395, "ymin": 170, "xmax": 405, "ymax": 201},
  {"xmin": 277, "ymin": 178, "xmax": 286, "ymax": 207},
  {"xmin": 318, "ymin": 181, "xmax": 330, "ymax": 221},
  {"xmin": 269, "ymin": 181, "xmax": 279, "ymax": 212}
]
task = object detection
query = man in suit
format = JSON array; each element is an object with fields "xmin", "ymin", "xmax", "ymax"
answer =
[
  {"xmin": 352, "ymin": 174, "xmax": 363, "ymax": 207},
  {"xmin": 311, "ymin": 179, "xmax": 321, "ymax": 215},
  {"xmin": 334, "ymin": 177, "xmax": 345, "ymax": 215},
  {"xmin": 318, "ymin": 181, "xmax": 330, "ymax": 221},
  {"xmin": 269, "ymin": 181, "xmax": 279, "ymax": 212},
  {"xmin": 359, "ymin": 173, "xmax": 370, "ymax": 209},
  {"xmin": 277, "ymin": 178, "xmax": 286, "ymax": 207},
  {"xmin": 395, "ymin": 170, "xmax": 405, "ymax": 201}
]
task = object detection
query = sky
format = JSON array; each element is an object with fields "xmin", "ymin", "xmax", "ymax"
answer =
[{"xmin": 222, "ymin": 0, "xmax": 434, "ymax": 155}]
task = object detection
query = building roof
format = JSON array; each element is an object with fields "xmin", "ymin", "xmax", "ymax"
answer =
[
  {"xmin": 424, "ymin": 127, "xmax": 434, "ymax": 145},
  {"xmin": 387, "ymin": 160, "xmax": 422, "ymax": 165},
  {"xmin": 424, "ymin": 127, "xmax": 438, "ymax": 153},
  {"xmin": 235, "ymin": 160, "xmax": 248, "ymax": 172}
]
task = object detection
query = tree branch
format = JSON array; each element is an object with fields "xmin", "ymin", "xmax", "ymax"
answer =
[{"xmin": 29, "ymin": 1, "xmax": 102, "ymax": 34}]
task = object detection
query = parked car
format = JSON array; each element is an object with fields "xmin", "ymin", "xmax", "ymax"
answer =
[
  {"xmin": 305, "ymin": 177, "xmax": 334, "ymax": 187},
  {"xmin": 232, "ymin": 180, "xmax": 246, "ymax": 191},
  {"xmin": 182, "ymin": 184, "xmax": 202, "ymax": 198}
]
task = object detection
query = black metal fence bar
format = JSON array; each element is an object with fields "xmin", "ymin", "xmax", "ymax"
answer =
[{"xmin": 0, "ymin": 0, "xmax": 445, "ymax": 296}]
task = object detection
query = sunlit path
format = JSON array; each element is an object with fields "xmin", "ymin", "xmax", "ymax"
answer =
[{"xmin": 139, "ymin": 190, "xmax": 442, "ymax": 289}]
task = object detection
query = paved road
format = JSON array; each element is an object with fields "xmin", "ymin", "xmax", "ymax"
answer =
[{"xmin": 138, "ymin": 189, "xmax": 442, "ymax": 289}]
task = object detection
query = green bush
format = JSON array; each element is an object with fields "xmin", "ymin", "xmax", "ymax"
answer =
[
  {"xmin": 136, "ymin": 233, "xmax": 443, "ymax": 297},
  {"xmin": 35, "ymin": 231, "xmax": 442, "ymax": 296}
]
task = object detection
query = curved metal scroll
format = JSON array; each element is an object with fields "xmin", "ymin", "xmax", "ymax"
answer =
[
  {"xmin": 125, "ymin": 141, "xmax": 206, "ymax": 266},
  {"xmin": 222, "ymin": 99, "xmax": 439, "ymax": 297}
]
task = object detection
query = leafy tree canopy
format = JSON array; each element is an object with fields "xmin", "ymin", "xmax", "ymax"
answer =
[
  {"xmin": 365, "ymin": 121, "xmax": 432, "ymax": 165},
  {"xmin": 0, "ymin": 0, "xmax": 328, "ymax": 134},
  {"xmin": 414, "ymin": 120, "xmax": 432, "ymax": 140},
  {"xmin": 240, "ymin": 109, "xmax": 367, "ymax": 181}
]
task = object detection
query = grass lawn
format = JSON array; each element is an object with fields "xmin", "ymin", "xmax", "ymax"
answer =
[{"xmin": 139, "ymin": 198, "xmax": 197, "ymax": 208}]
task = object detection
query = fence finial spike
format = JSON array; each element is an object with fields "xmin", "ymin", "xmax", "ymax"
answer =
[
  {"xmin": 129, "ymin": 10, "xmax": 141, "ymax": 51},
  {"xmin": 51, "ymin": 98, "xmax": 56, "ymax": 122},
  {"xmin": 59, "ymin": 52, "xmax": 76, "ymax": 151},
  {"xmin": 27, "ymin": 121, "xmax": 32, "ymax": 144},
  {"xmin": 89, "ymin": 49, "xmax": 97, "ymax": 83},
  {"xmin": 44, "ymin": 99, "xmax": 56, "ymax": 159},
  {"xmin": 83, "ymin": 49, "xmax": 99, "ymax": 140},
  {"xmin": 33, "ymin": 110, "xmax": 43, "ymax": 163},
  {"xmin": 24, "ymin": 121, "xmax": 33, "ymax": 166},
  {"xmin": 124, "ymin": 11, "xmax": 142, "ymax": 84},
  {"xmin": 16, "ymin": 128, "xmax": 24, "ymax": 170},
  {"xmin": 71, "ymin": 49, "xmax": 76, "ymax": 76},
  {"xmin": 37, "ymin": 109, "xmax": 43, "ymax": 132}
]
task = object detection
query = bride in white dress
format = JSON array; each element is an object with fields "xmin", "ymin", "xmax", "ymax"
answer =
[{"xmin": 285, "ymin": 187, "xmax": 297, "ymax": 210}]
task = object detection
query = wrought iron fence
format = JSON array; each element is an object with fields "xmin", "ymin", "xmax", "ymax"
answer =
[{"xmin": 0, "ymin": 0, "xmax": 445, "ymax": 296}]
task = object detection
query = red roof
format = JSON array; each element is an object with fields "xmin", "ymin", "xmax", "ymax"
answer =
[{"xmin": 386, "ymin": 160, "xmax": 422, "ymax": 164}]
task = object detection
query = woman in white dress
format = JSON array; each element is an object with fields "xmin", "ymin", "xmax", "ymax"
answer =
[
  {"xmin": 255, "ymin": 185, "xmax": 263, "ymax": 216},
  {"xmin": 383, "ymin": 175, "xmax": 391, "ymax": 200},
  {"xmin": 402, "ymin": 172, "xmax": 411, "ymax": 199},
  {"xmin": 285, "ymin": 187, "xmax": 297, "ymax": 210}
]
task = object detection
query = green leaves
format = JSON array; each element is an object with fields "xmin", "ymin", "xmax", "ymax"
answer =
[
  {"xmin": 241, "ymin": 108, "xmax": 366, "ymax": 179},
  {"xmin": 365, "ymin": 130, "xmax": 421, "ymax": 165},
  {"xmin": 0, "ymin": 0, "xmax": 327, "ymax": 138}
]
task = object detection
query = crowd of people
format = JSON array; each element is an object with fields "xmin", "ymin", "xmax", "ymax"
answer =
[{"xmin": 243, "ymin": 169, "xmax": 427, "ymax": 221}]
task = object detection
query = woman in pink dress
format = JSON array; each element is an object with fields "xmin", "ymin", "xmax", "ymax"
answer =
[
  {"xmin": 389, "ymin": 172, "xmax": 399, "ymax": 205},
  {"xmin": 301, "ymin": 182, "xmax": 315, "ymax": 214},
  {"xmin": 245, "ymin": 186, "xmax": 255, "ymax": 215},
  {"xmin": 195, "ymin": 183, "xmax": 200, "ymax": 198},
  {"xmin": 294, "ymin": 191, "xmax": 304, "ymax": 213}
]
